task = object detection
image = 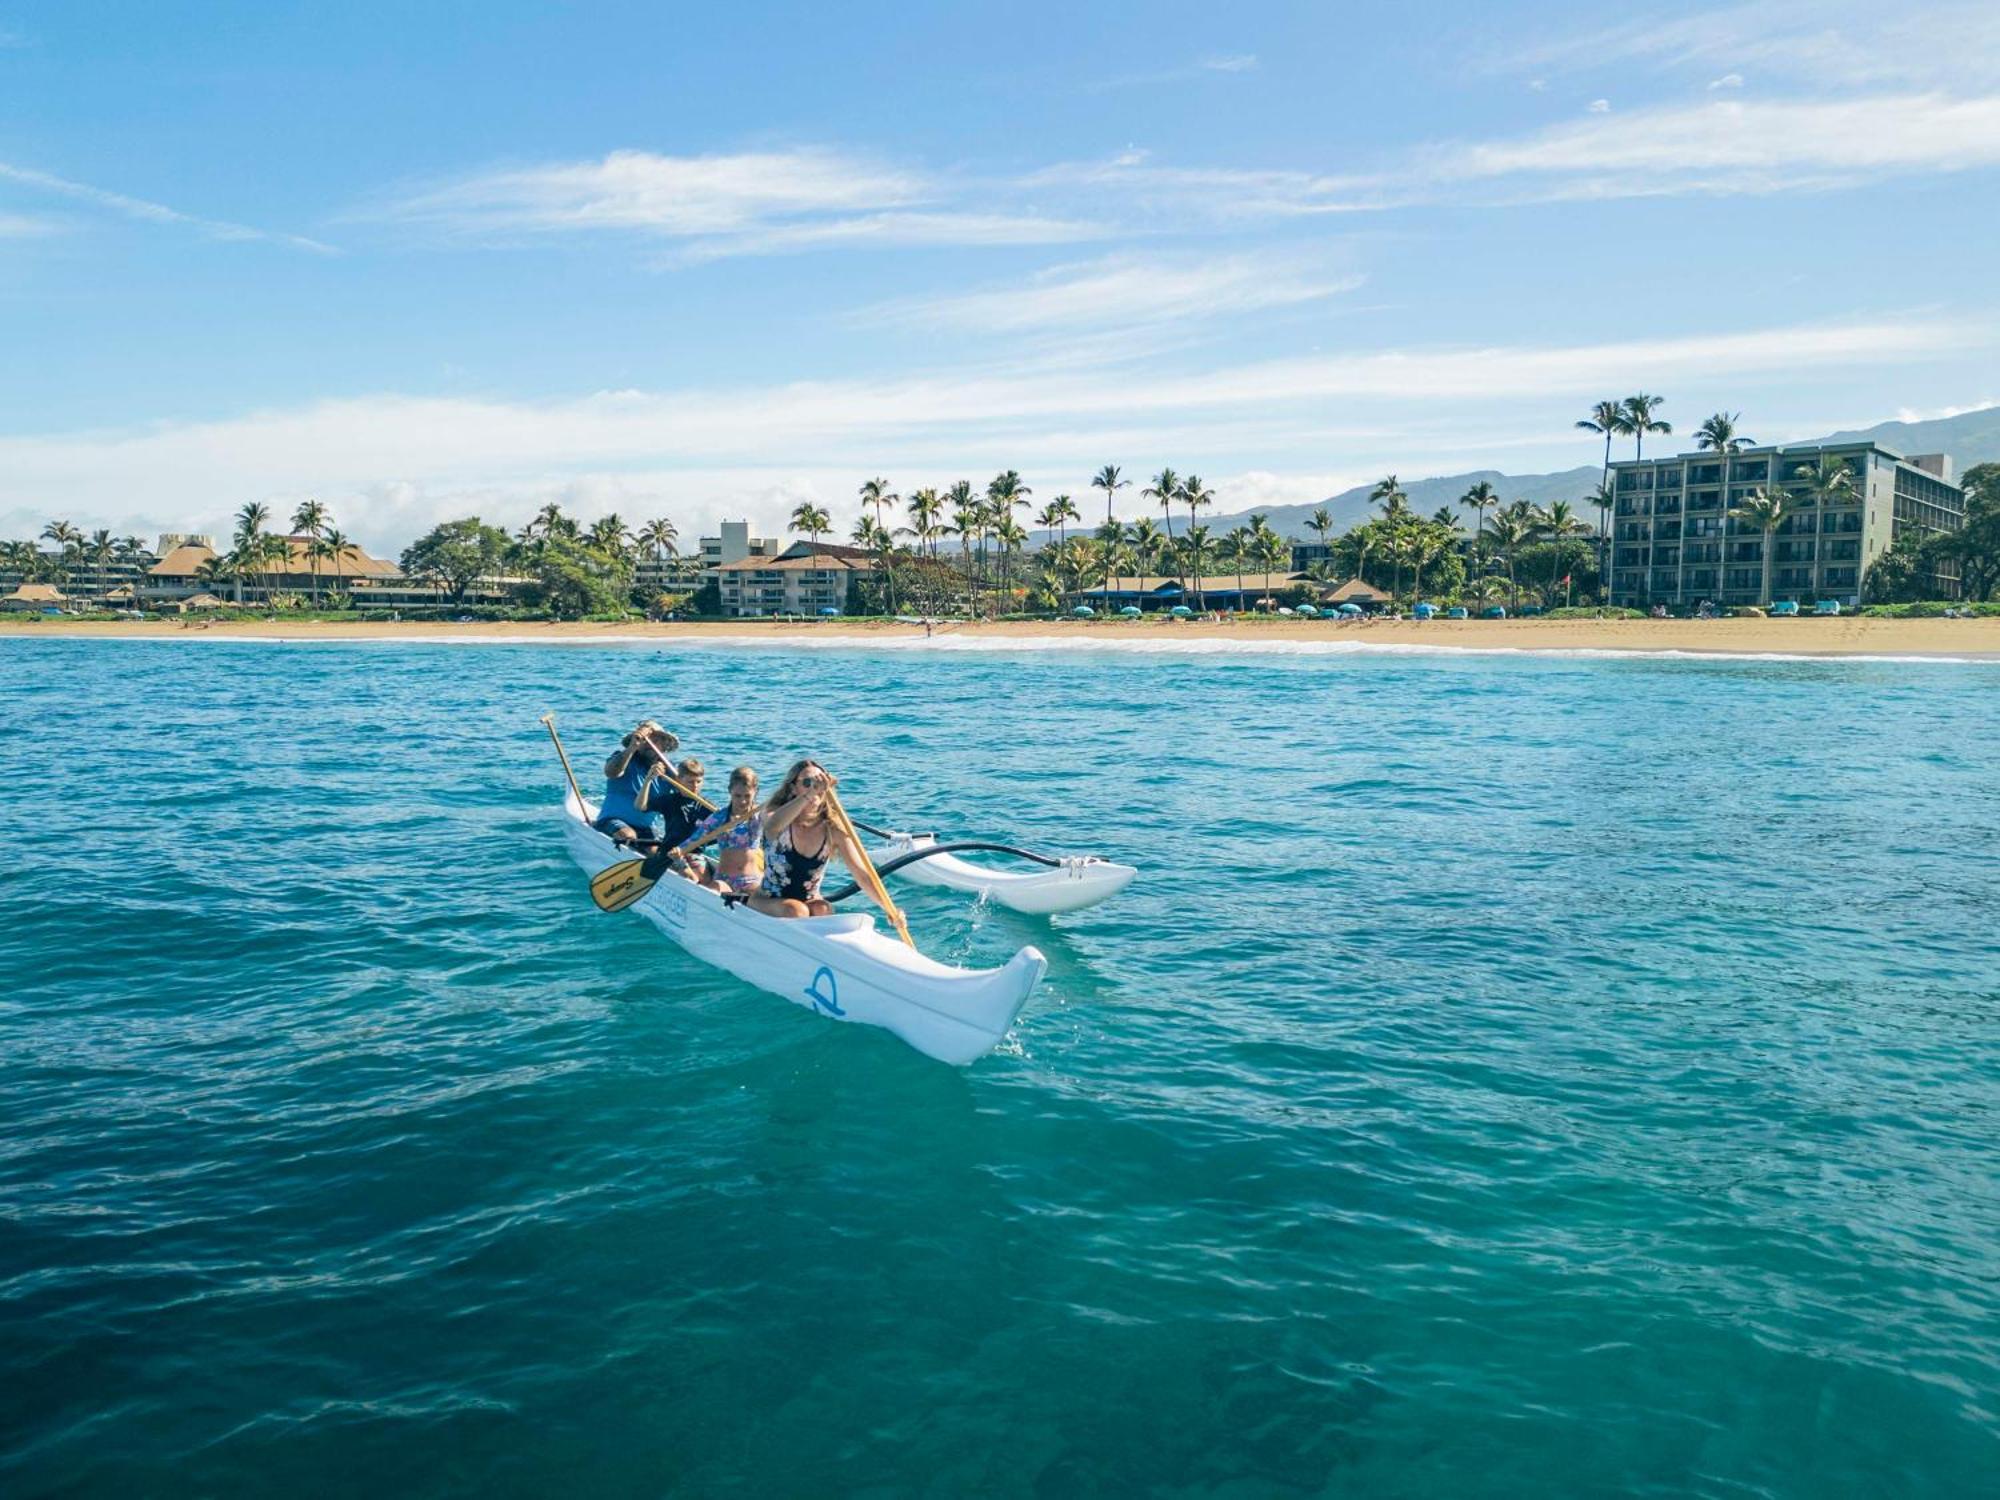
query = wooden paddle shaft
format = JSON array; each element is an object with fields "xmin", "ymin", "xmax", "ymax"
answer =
[
  {"xmin": 636, "ymin": 729, "xmax": 715, "ymax": 812},
  {"xmin": 541, "ymin": 714, "xmax": 585, "ymax": 811},
  {"xmin": 826, "ymin": 787, "xmax": 913, "ymax": 947}
]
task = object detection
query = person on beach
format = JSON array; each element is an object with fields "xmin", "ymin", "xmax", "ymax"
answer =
[
  {"xmin": 594, "ymin": 720, "xmax": 679, "ymax": 846},
  {"xmin": 675, "ymin": 766, "xmax": 767, "ymax": 895},
  {"xmin": 749, "ymin": 760, "xmax": 874, "ymax": 919}
]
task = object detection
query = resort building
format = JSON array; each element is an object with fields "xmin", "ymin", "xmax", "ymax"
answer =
[
  {"xmin": 1608, "ymin": 444, "xmax": 1965, "ymax": 609},
  {"xmin": 1077, "ymin": 571, "xmax": 1321, "ymax": 611},
  {"xmin": 2, "ymin": 582, "xmax": 70, "ymax": 611},
  {"xmin": 146, "ymin": 535, "xmax": 401, "ymax": 603},
  {"xmin": 713, "ymin": 543, "xmax": 877, "ymax": 617},
  {"xmin": 698, "ymin": 521, "xmax": 782, "ymax": 584}
]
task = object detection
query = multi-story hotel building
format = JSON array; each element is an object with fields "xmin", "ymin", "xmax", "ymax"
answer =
[{"xmin": 1607, "ymin": 444, "xmax": 1965, "ymax": 609}]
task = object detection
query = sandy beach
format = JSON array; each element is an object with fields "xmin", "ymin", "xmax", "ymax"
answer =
[{"xmin": 7, "ymin": 613, "xmax": 1998, "ymax": 657}]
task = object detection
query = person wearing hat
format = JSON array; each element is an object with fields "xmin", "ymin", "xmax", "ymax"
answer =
[{"xmin": 593, "ymin": 720, "xmax": 680, "ymax": 847}]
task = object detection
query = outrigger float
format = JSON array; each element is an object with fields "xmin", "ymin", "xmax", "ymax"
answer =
[{"xmin": 541, "ymin": 716, "xmax": 1132, "ymax": 1064}]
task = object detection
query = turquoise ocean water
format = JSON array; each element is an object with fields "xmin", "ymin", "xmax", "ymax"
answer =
[{"xmin": 2, "ymin": 637, "xmax": 1996, "ymax": 1496}]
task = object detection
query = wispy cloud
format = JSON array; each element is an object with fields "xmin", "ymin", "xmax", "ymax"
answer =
[
  {"xmin": 1090, "ymin": 53, "xmax": 1262, "ymax": 91},
  {"xmin": 1709, "ymin": 73, "xmax": 1745, "ymax": 90},
  {"xmin": 0, "ymin": 161, "xmax": 336, "ymax": 252},
  {"xmin": 0, "ymin": 316, "xmax": 1964, "ymax": 542},
  {"xmin": 1494, "ymin": 1, "xmax": 2000, "ymax": 91},
  {"xmin": 370, "ymin": 146, "xmax": 1097, "ymax": 260},
  {"xmin": 0, "ymin": 212, "xmax": 60, "ymax": 238},
  {"xmin": 850, "ymin": 251, "xmax": 1362, "ymax": 335},
  {"xmin": 1421, "ymin": 93, "xmax": 2000, "ymax": 195}
]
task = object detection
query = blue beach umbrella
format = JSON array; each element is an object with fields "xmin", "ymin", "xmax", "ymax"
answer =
[
  {"xmin": 1072, "ymin": 605, "xmax": 1095, "ymax": 617},
  {"xmin": 1295, "ymin": 604, "xmax": 1318, "ymax": 617},
  {"xmin": 1169, "ymin": 604, "xmax": 1194, "ymax": 618},
  {"xmin": 818, "ymin": 607, "xmax": 841, "ymax": 616},
  {"xmin": 1119, "ymin": 605, "xmax": 1143, "ymax": 617},
  {"xmin": 1337, "ymin": 602, "xmax": 1363, "ymax": 616}
]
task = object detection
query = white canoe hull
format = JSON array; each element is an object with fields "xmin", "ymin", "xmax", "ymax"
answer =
[
  {"xmin": 870, "ymin": 834, "xmax": 1138, "ymax": 915},
  {"xmin": 561, "ymin": 793, "xmax": 1045, "ymax": 1065}
]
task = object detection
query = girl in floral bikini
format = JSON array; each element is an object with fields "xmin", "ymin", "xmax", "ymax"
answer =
[{"xmin": 674, "ymin": 766, "xmax": 767, "ymax": 895}]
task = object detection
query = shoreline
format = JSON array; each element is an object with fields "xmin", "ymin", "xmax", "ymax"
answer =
[{"xmin": 6, "ymin": 615, "xmax": 1999, "ymax": 659}]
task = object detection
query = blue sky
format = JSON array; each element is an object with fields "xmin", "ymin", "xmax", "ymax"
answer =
[{"xmin": 3, "ymin": 0, "xmax": 1997, "ymax": 549}]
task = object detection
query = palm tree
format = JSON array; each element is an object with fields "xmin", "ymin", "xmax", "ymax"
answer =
[
  {"xmin": 1217, "ymin": 529, "xmax": 1247, "ymax": 612},
  {"xmin": 904, "ymin": 488, "xmax": 942, "ymax": 559},
  {"xmin": 859, "ymin": 477, "xmax": 900, "ymax": 540},
  {"xmin": 523, "ymin": 501, "xmax": 569, "ymax": 541},
  {"xmin": 1143, "ymin": 467, "xmax": 1180, "ymax": 558},
  {"xmin": 1459, "ymin": 481, "xmax": 1498, "ymax": 579},
  {"xmin": 1254, "ymin": 529, "xmax": 1288, "ymax": 605},
  {"xmin": 587, "ymin": 514, "xmax": 630, "ymax": 558},
  {"xmin": 1370, "ymin": 475, "xmax": 1409, "ymax": 522},
  {"xmin": 291, "ymin": 498, "xmax": 328, "ymax": 604},
  {"xmin": 788, "ymin": 504, "xmax": 829, "ymax": 556},
  {"xmin": 1041, "ymin": 494, "xmax": 1080, "ymax": 555},
  {"xmin": 1091, "ymin": 464, "xmax": 1129, "ymax": 529},
  {"xmin": 635, "ymin": 517, "xmax": 680, "ymax": 584},
  {"xmin": 1485, "ymin": 502, "xmax": 1535, "ymax": 610},
  {"xmin": 1582, "ymin": 481, "xmax": 1615, "ymax": 587},
  {"xmin": 1181, "ymin": 524, "xmax": 1215, "ymax": 612},
  {"xmin": 948, "ymin": 488, "xmax": 980, "ymax": 612},
  {"xmin": 1729, "ymin": 487, "xmax": 1790, "ymax": 606},
  {"xmin": 195, "ymin": 554, "xmax": 235, "ymax": 599},
  {"xmin": 1790, "ymin": 452, "xmax": 1857, "ymax": 511},
  {"xmin": 1622, "ymin": 394, "xmax": 1671, "ymax": 462},
  {"xmin": 992, "ymin": 515, "xmax": 1028, "ymax": 607},
  {"xmin": 322, "ymin": 528, "xmax": 351, "ymax": 597},
  {"xmin": 1576, "ymin": 399, "xmax": 1629, "ymax": 497},
  {"xmin": 1532, "ymin": 500, "xmax": 1591, "ymax": 606},
  {"xmin": 41, "ymin": 520, "xmax": 81, "ymax": 580},
  {"xmin": 1178, "ymin": 474, "xmax": 1214, "ymax": 605},
  {"xmin": 306, "ymin": 534, "xmax": 339, "ymax": 604},
  {"xmin": 1125, "ymin": 517, "xmax": 1166, "ymax": 608},
  {"xmin": 87, "ymin": 528, "xmax": 116, "ymax": 598},
  {"xmin": 1305, "ymin": 506, "xmax": 1335, "ymax": 559},
  {"xmin": 1696, "ymin": 412, "xmax": 1753, "ymax": 603}
]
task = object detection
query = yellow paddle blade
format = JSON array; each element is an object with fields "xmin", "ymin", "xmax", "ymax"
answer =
[{"xmin": 589, "ymin": 859, "xmax": 656, "ymax": 913}]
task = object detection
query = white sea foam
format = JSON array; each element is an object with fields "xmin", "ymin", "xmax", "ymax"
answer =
[{"xmin": 153, "ymin": 630, "xmax": 2000, "ymax": 667}]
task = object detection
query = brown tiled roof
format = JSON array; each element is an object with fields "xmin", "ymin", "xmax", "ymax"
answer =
[
  {"xmin": 1323, "ymin": 578, "xmax": 1389, "ymax": 602},
  {"xmin": 715, "ymin": 552, "xmax": 873, "ymax": 574},
  {"xmin": 149, "ymin": 536, "xmax": 399, "ymax": 579}
]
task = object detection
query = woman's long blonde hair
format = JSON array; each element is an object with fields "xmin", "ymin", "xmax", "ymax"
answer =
[{"xmin": 765, "ymin": 758, "xmax": 827, "ymax": 815}]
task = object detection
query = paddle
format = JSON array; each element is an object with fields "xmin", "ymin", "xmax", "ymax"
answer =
[
  {"xmin": 589, "ymin": 805, "xmax": 755, "ymax": 913},
  {"xmin": 819, "ymin": 840, "xmax": 1063, "ymax": 904},
  {"xmin": 824, "ymin": 784, "xmax": 914, "ymax": 948},
  {"xmin": 540, "ymin": 713, "xmax": 584, "ymax": 810}
]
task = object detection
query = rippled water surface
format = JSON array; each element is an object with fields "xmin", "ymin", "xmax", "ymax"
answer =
[{"xmin": 3, "ymin": 638, "xmax": 1997, "ymax": 1497}]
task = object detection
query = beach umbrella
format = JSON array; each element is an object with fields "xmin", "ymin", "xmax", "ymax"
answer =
[
  {"xmin": 1071, "ymin": 605, "xmax": 1095, "ymax": 618},
  {"xmin": 1277, "ymin": 606, "xmax": 1294, "ymax": 617},
  {"xmin": 1295, "ymin": 604, "xmax": 1318, "ymax": 617},
  {"xmin": 1446, "ymin": 606, "xmax": 1469, "ymax": 619},
  {"xmin": 1413, "ymin": 602, "xmax": 1437, "ymax": 619},
  {"xmin": 1337, "ymin": 602, "xmax": 1363, "ymax": 616},
  {"xmin": 1169, "ymin": 604, "xmax": 1194, "ymax": 618},
  {"xmin": 1118, "ymin": 605, "xmax": 1143, "ymax": 617},
  {"xmin": 818, "ymin": 606, "xmax": 841, "ymax": 616}
]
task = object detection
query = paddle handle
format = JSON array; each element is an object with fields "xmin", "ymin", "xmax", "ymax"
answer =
[
  {"xmin": 637, "ymin": 731, "xmax": 715, "ymax": 813},
  {"xmin": 541, "ymin": 714, "xmax": 585, "ymax": 813},
  {"xmin": 827, "ymin": 787, "xmax": 913, "ymax": 947}
]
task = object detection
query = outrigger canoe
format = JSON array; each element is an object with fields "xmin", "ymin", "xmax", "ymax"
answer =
[
  {"xmin": 868, "ymin": 832, "xmax": 1137, "ymax": 915},
  {"xmin": 561, "ymin": 789, "xmax": 1047, "ymax": 1065}
]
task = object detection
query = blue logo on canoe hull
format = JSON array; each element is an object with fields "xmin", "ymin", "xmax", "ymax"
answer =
[{"xmin": 804, "ymin": 965, "xmax": 845, "ymax": 1016}]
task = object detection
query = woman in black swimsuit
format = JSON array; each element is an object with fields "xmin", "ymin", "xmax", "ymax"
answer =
[{"xmin": 750, "ymin": 760, "xmax": 872, "ymax": 919}]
